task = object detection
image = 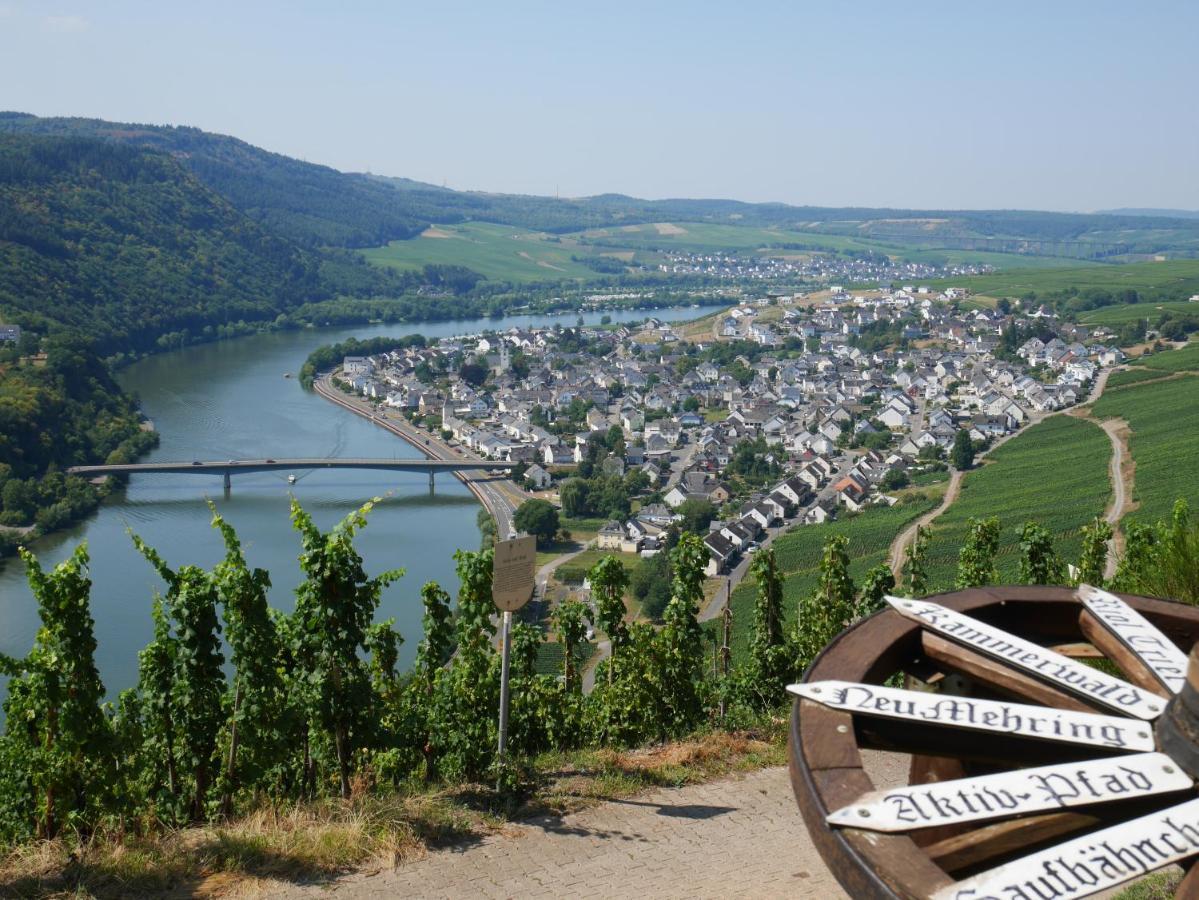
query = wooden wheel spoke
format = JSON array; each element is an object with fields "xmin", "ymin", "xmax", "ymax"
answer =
[
  {"xmin": 1078, "ymin": 583, "xmax": 1189, "ymax": 695},
  {"xmin": 886, "ymin": 595, "xmax": 1167, "ymax": 720}
]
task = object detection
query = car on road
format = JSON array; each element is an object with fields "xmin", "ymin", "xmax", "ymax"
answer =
[
  {"xmin": 192, "ymin": 460, "xmax": 202, "ymax": 466},
  {"xmin": 746, "ymin": 542, "xmax": 761, "ymax": 554}
]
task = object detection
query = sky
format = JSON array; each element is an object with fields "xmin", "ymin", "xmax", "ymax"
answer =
[{"xmin": 1, "ymin": 0, "xmax": 1197, "ymax": 212}]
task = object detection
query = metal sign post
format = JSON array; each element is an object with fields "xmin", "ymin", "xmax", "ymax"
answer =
[{"xmin": 492, "ymin": 535, "xmax": 536, "ymax": 777}]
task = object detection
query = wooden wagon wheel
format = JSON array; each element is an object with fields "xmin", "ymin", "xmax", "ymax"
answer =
[{"xmin": 788, "ymin": 585, "xmax": 1199, "ymax": 899}]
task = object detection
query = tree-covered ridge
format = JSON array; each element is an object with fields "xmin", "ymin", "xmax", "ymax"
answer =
[
  {"xmin": 6, "ymin": 113, "xmax": 1199, "ymax": 252},
  {"xmin": 0, "ymin": 336, "xmax": 157, "ymax": 550},
  {"xmin": 0, "ymin": 134, "xmax": 336, "ymax": 355}
]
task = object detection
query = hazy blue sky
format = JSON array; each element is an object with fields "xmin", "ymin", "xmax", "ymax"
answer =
[{"xmin": 1, "ymin": 0, "xmax": 1196, "ymax": 211}]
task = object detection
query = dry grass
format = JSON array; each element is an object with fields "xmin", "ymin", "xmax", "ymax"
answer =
[
  {"xmin": 0, "ymin": 727, "xmax": 786, "ymax": 898},
  {"xmin": 0, "ymin": 792, "xmax": 503, "ymax": 899}
]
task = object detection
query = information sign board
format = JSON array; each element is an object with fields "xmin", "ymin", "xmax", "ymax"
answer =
[
  {"xmin": 932, "ymin": 796, "xmax": 1199, "ymax": 900},
  {"xmin": 827, "ymin": 752, "xmax": 1191, "ymax": 832},
  {"xmin": 788, "ymin": 680, "xmax": 1155, "ymax": 751},
  {"xmin": 885, "ymin": 596, "xmax": 1165, "ymax": 720},
  {"xmin": 1078, "ymin": 584, "xmax": 1188, "ymax": 694},
  {"xmin": 492, "ymin": 535, "xmax": 536, "ymax": 612}
]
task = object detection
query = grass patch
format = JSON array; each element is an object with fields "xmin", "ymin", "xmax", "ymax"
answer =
[
  {"xmin": 1126, "ymin": 340, "xmax": 1199, "ymax": 373},
  {"xmin": 922, "ymin": 416, "xmax": 1111, "ymax": 590},
  {"xmin": 0, "ymin": 727, "xmax": 785, "ymax": 898},
  {"xmin": 1112, "ymin": 871, "xmax": 1182, "ymax": 899},
  {"xmin": 930, "ymin": 260, "xmax": 1199, "ymax": 305},
  {"xmin": 1092, "ymin": 373, "xmax": 1199, "ymax": 525},
  {"xmin": 1107, "ymin": 367, "xmax": 1171, "ymax": 389},
  {"xmin": 361, "ymin": 222, "xmax": 605, "ymax": 283},
  {"xmin": 555, "ymin": 549, "xmax": 639, "ymax": 585}
]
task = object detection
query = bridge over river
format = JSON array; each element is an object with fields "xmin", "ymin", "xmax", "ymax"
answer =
[{"xmin": 67, "ymin": 458, "xmax": 514, "ymax": 491}]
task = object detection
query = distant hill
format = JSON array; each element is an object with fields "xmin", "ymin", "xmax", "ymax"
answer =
[
  {"xmin": 1098, "ymin": 208, "xmax": 1199, "ymax": 220},
  {"xmin": 5, "ymin": 113, "xmax": 1199, "ymax": 255}
]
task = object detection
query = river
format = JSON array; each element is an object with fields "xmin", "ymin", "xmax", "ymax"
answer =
[{"xmin": 0, "ymin": 305, "xmax": 716, "ymax": 697}]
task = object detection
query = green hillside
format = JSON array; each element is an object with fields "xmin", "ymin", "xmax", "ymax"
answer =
[
  {"xmin": 934, "ymin": 260, "xmax": 1199, "ymax": 302},
  {"xmin": 362, "ymin": 222, "xmax": 607, "ymax": 282}
]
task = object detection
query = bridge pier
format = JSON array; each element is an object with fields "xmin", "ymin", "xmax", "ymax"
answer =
[
  {"xmin": 429, "ymin": 471, "xmax": 435, "ymax": 492},
  {"xmin": 224, "ymin": 470, "xmax": 231, "ymax": 492}
]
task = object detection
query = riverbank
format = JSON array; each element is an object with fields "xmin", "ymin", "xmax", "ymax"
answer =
[{"xmin": 312, "ymin": 374, "xmax": 528, "ymax": 537}]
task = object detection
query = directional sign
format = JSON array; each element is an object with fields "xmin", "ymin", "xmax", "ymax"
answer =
[
  {"xmin": 886, "ymin": 596, "xmax": 1165, "ymax": 721},
  {"xmin": 827, "ymin": 752, "xmax": 1192, "ymax": 832},
  {"xmin": 492, "ymin": 535, "xmax": 536, "ymax": 612},
  {"xmin": 1078, "ymin": 584, "xmax": 1188, "ymax": 694},
  {"xmin": 932, "ymin": 796, "xmax": 1199, "ymax": 900},
  {"xmin": 788, "ymin": 681, "xmax": 1155, "ymax": 751}
]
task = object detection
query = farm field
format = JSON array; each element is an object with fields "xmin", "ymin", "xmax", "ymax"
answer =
[
  {"xmin": 1080, "ymin": 300, "xmax": 1199, "ymax": 326},
  {"xmin": 1126, "ymin": 339, "xmax": 1199, "ymax": 373},
  {"xmin": 1091, "ymin": 373, "xmax": 1199, "ymax": 526},
  {"xmin": 360, "ymin": 221, "xmax": 606, "ymax": 282},
  {"xmin": 931, "ymin": 260, "xmax": 1199, "ymax": 302},
  {"xmin": 920, "ymin": 416, "xmax": 1112, "ymax": 591},
  {"xmin": 1105, "ymin": 367, "xmax": 1168, "ymax": 389},
  {"xmin": 717, "ymin": 492, "xmax": 941, "ymax": 663}
]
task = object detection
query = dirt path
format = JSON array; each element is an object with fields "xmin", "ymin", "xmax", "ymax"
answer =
[
  {"xmin": 1098, "ymin": 418, "xmax": 1133, "ymax": 579},
  {"xmin": 272, "ymin": 754, "xmax": 908, "ymax": 900},
  {"xmin": 888, "ymin": 470, "xmax": 963, "ymax": 579}
]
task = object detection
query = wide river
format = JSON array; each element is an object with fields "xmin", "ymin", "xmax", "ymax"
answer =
[{"xmin": 0, "ymin": 305, "xmax": 713, "ymax": 698}]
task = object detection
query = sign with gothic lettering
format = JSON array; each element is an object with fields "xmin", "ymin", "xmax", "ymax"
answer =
[
  {"xmin": 885, "ymin": 596, "xmax": 1165, "ymax": 721},
  {"xmin": 491, "ymin": 535, "xmax": 536, "ymax": 612},
  {"xmin": 932, "ymin": 796, "xmax": 1199, "ymax": 900},
  {"xmin": 827, "ymin": 752, "xmax": 1191, "ymax": 832},
  {"xmin": 1078, "ymin": 584, "xmax": 1188, "ymax": 694},
  {"xmin": 788, "ymin": 681, "xmax": 1155, "ymax": 751}
]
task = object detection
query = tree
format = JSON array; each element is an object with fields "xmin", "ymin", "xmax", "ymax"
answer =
[
  {"xmin": 553, "ymin": 599, "xmax": 590, "ymax": 693},
  {"xmin": 748, "ymin": 549, "xmax": 789, "ymax": 706},
  {"xmin": 857, "ymin": 565, "xmax": 895, "ymax": 618},
  {"xmin": 951, "ymin": 429, "xmax": 975, "ymax": 470},
  {"xmin": 457, "ymin": 359, "xmax": 488, "ymax": 387},
  {"xmin": 880, "ymin": 468, "xmax": 910, "ymax": 491},
  {"xmin": 0, "ymin": 545, "xmax": 116, "ymax": 840},
  {"xmin": 796, "ymin": 536, "xmax": 855, "ymax": 668},
  {"xmin": 209, "ymin": 509, "xmax": 285, "ymax": 816},
  {"xmin": 413, "ymin": 582, "xmax": 452, "ymax": 780},
  {"xmin": 683, "ymin": 395, "xmax": 700, "ymax": 412},
  {"xmin": 659, "ymin": 534, "xmax": 708, "ymax": 736},
  {"xmin": 514, "ymin": 499, "xmax": 559, "ymax": 547},
  {"xmin": 956, "ymin": 517, "xmax": 1000, "ymax": 588},
  {"xmin": 902, "ymin": 525, "xmax": 930, "ymax": 597},
  {"xmin": 289, "ymin": 499, "xmax": 403, "ymax": 798},
  {"xmin": 1076, "ymin": 516, "xmax": 1113, "ymax": 587},
  {"xmin": 1018, "ymin": 522, "xmax": 1065, "ymax": 585},
  {"xmin": 590, "ymin": 556, "xmax": 630, "ymax": 659},
  {"xmin": 559, "ymin": 478, "xmax": 589, "ymax": 518},
  {"xmin": 677, "ymin": 498, "xmax": 717, "ymax": 535},
  {"xmin": 132, "ymin": 536, "xmax": 226, "ymax": 822}
]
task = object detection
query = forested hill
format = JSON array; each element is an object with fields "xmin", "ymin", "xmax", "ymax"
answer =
[
  {"xmin": 6, "ymin": 113, "xmax": 1199, "ymax": 253},
  {"xmin": 0, "ymin": 134, "xmax": 336, "ymax": 356}
]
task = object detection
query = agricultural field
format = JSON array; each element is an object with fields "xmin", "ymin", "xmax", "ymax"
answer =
[
  {"xmin": 1126, "ymin": 339, "xmax": 1199, "ymax": 373},
  {"xmin": 360, "ymin": 221, "xmax": 610, "ymax": 282},
  {"xmin": 1092, "ymin": 373, "xmax": 1199, "ymax": 526},
  {"xmin": 1105, "ymin": 367, "xmax": 1168, "ymax": 390},
  {"xmin": 718, "ymin": 492, "xmax": 941, "ymax": 663},
  {"xmin": 931, "ymin": 260, "xmax": 1199, "ymax": 302},
  {"xmin": 920, "ymin": 416, "xmax": 1112, "ymax": 591},
  {"xmin": 1080, "ymin": 300, "xmax": 1199, "ymax": 327}
]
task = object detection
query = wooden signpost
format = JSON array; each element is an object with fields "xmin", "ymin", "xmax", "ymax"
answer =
[
  {"xmin": 1078, "ymin": 584, "xmax": 1188, "ymax": 694},
  {"xmin": 886, "ymin": 596, "xmax": 1166, "ymax": 720},
  {"xmin": 788, "ymin": 680, "xmax": 1155, "ymax": 751},
  {"xmin": 932, "ymin": 796, "xmax": 1199, "ymax": 900},
  {"xmin": 492, "ymin": 535, "xmax": 536, "ymax": 771},
  {"xmin": 827, "ymin": 752, "xmax": 1191, "ymax": 832}
]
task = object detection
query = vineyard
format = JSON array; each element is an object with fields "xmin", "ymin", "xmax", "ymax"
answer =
[
  {"xmin": 920, "ymin": 416, "xmax": 1111, "ymax": 590},
  {"xmin": 1093, "ymin": 373, "xmax": 1199, "ymax": 525},
  {"xmin": 1106, "ymin": 367, "xmax": 1169, "ymax": 389},
  {"xmin": 718, "ymin": 494, "xmax": 941, "ymax": 661},
  {"xmin": 1127, "ymin": 340, "xmax": 1199, "ymax": 373}
]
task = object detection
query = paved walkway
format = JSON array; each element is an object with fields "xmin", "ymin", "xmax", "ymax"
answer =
[{"xmin": 275, "ymin": 753, "xmax": 907, "ymax": 899}]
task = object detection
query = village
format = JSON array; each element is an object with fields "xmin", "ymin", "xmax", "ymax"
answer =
[{"xmin": 337, "ymin": 286, "xmax": 1127, "ymax": 580}]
